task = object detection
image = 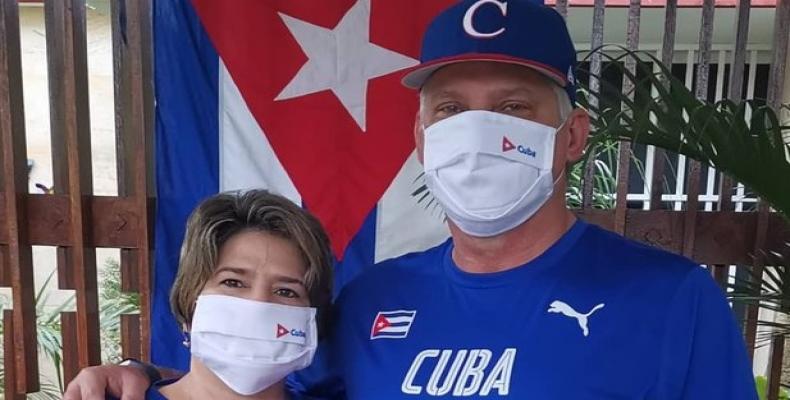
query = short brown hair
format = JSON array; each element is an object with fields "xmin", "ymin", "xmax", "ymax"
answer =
[{"xmin": 170, "ymin": 190, "xmax": 333, "ymax": 336}]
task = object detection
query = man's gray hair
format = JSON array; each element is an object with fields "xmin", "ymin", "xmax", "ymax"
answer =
[{"xmin": 553, "ymin": 84, "xmax": 573, "ymax": 123}]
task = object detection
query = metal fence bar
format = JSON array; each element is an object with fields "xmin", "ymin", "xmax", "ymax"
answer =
[
  {"xmin": 767, "ymin": 0, "xmax": 790, "ymax": 109},
  {"xmin": 724, "ymin": 0, "xmax": 759, "ymax": 361},
  {"xmin": 704, "ymin": 50, "xmax": 727, "ymax": 213},
  {"xmin": 719, "ymin": 0, "xmax": 750, "ymax": 213},
  {"xmin": 613, "ymin": 0, "xmax": 641, "ymax": 234},
  {"xmin": 673, "ymin": 50, "xmax": 695, "ymax": 211},
  {"xmin": 0, "ymin": 0, "xmax": 39, "ymax": 393},
  {"xmin": 742, "ymin": 48, "xmax": 764, "ymax": 363},
  {"xmin": 682, "ymin": 0, "xmax": 715, "ymax": 258},
  {"xmin": 764, "ymin": 0, "xmax": 790, "ymax": 396},
  {"xmin": 582, "ymin": 0, "xmax": 606, "ymax": 210},
  {"xmin": 648, "ymin": 0, "xmax": 678, "ymax": 211}
]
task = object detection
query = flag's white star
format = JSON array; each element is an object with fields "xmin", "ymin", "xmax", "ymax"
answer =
[{"xmin": 275, "ymin": 0, "xmax": 419, "ymax": 131}]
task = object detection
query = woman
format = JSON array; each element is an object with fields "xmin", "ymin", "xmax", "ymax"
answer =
[{"xmin": 129, "ymin": 190, "xmax": 333, "ymax": 400}]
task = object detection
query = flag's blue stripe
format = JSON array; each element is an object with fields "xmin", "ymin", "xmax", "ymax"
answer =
[
  {"xmin": 385, "ymin": 321, "xmax": 412, "ymax": 328},
  {"xmin": 373, "ymin": 332, "xmax": 409, "ymax": 338},
  {"xmin": 152, "ymin": 0, "xmax": 219, "ymax": 370},
  {"xmin": 333, "ymin": 207, "xmax": 378, "ymax": 297},
  {"xmin": 381, "ymin": 312, "xmax": 416, "ymax": 318}
]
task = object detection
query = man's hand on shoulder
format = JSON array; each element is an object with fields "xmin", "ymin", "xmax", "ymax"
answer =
[{"xmin": 63, "ymin": 364, "xmax": 148, "ymax": 400}]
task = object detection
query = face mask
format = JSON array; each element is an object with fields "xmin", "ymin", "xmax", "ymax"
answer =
[
  {"xmin": 190, "ymin": 294, "xmax": 317, "ymax": 396},
  {"xmin": 423, "ymin": 110, "xmax": 563, "ymax": 237}
]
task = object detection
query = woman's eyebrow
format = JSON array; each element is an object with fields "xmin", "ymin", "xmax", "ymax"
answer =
[
  {"xmin": 272, "ymin": 274, "xmax": 306, "ymax": 286},
  {"xmin": 214, "ymin": 266, "xmax": 248, "ymax": 275}
]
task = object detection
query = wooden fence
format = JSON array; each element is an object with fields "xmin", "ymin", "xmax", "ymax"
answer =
[
  {"xmin": 0, "ymin": 0, "xmax": 789, "ymax": 398},
  {"xmin": 0, "ymin": 0, "xmax": 153, "ymax": 397}
]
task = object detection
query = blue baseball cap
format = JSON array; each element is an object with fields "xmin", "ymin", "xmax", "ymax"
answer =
[{"xmin": 402, "ymin": 0, "xmax": 577, "ymax": 103}]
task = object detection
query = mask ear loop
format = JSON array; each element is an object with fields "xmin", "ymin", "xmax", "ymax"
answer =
[
  {"xmin": 553, "ymin": 167, "xmax": 566, "ymax": 186},
  {"xmin": 551, "ymin": 115, "xmax": 572, "ymax": 186}
]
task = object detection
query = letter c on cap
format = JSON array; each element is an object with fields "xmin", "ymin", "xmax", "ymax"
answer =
[{"xmin": 463, "ymin": 0, "xmax": 508, "ymax": 39}]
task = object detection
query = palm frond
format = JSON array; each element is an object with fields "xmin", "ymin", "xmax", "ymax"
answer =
[{"xmin": 578, "ymin": 45, "xmax": 790, "ymax": 219}]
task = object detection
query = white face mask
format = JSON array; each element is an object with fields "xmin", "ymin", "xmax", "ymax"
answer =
[
  {"xmin": 423, "ymin": 110, "xmax": 562, "ymax": 237},
  {"xmin": 189, "ymin": 294, "xmax": 318, "ymax": 396}
]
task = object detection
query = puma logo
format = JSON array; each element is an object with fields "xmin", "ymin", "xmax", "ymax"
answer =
[{"xmin": 547, "ymin": 300, "xmax": 605, "ymax": 337}]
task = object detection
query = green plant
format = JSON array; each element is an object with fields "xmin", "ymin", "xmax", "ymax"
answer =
[
  {"xmin": 0, "ymin": 270, "xmax": 73, "ymax": 399},
  {"xmin": 565, "ymin": 138, "xmax": 649, "ymax": 210},
  {"xmin": 578, "ymin": 46, "xmax": 790, "ymax": 220},
  {"xmin": 756, "ymin": 376, "xmax": 790, "ymax": 400},
  {"xmin": 0, "ymin": 257, "xmax": 140, "ymax": 397},
  {"xmin": 98, "ymin": 258, "xmax": 141, "ymax": 363}
]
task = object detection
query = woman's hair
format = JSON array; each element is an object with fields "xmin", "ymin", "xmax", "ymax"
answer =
[{"xmin": 170, "ymin": 189, "xmax": 334, "ymax": 336}]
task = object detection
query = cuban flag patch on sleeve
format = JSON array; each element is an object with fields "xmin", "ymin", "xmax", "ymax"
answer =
[{"xmin": 370, "ymin": 310, "xmax": 417, "ymax": 340}]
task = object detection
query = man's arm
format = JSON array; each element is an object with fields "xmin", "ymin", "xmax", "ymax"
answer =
[
  {"xmin": 651, "ymin": 267, "xmax": 757, "ymax": 399},
  {"xmin": 63, "ymin": 362, "xmax": 183, "ymax": 400}
]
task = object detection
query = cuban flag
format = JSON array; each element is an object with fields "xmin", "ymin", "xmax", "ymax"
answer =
[
  {"xmin": 370, "ymin": 310, "xmax": 418, "ymax": 340},
  {"xmin": 152, "ymin": 0, "xmax": 457, "ymax": 368}
]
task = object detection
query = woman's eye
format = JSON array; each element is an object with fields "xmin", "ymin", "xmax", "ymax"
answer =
[
  {"xmin": 275, "ymin": 288, "xmax": 299, "ymax": 299},
  {"xmin": 220, "ymin": 279, "xmax": 244, "ymax": 289}
]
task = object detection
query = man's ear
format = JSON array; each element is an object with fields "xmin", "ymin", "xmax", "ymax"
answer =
[
  {"xmin": 564, "ymin": 108, "xmax": 590, "ymax": 164},
  {"xmin": 414, "ymin": 111, "xmax": 425, "ymax": 164}
]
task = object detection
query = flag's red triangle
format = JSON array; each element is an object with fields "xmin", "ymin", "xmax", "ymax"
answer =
[{"xmin": 371, "ymin": 314, "xmax": 391, "ymax": 336}]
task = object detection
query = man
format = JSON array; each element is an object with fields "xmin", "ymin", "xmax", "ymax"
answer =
[{"xmin": 66, "ymin": 0, "xmax": 757, "ymax": 399}]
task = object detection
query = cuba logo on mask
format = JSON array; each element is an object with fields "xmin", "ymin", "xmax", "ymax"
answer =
[
  {"xmin": 276, "ymin": 323, "xmax": 307, "ymax": 339},
  {"xmin": 502, "ymin": 136, "xmax": 536, "ymax": 158}
]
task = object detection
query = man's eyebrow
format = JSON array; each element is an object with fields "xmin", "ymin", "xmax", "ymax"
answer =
[
  {"xmin": 428, "ymin": 89, "xmax": 463, "ymax": 101},
  {"xmin": 427, "ymin": 86, "xmax": 539, "ymax": 102},
  {"xmin": 490, "ymin": 86, "xmax": 539, "ymax": 98}
]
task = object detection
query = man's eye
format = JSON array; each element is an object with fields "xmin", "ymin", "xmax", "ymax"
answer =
[
  {"xmin": 501, "ymin": 103, "xmax": 527, "ymax": 112},
  {"xmin": 436, "ymin": 104, "xmax": 463, "ymax": 115},
  {"xmin": 220, "ymin": 279, "xmax": 244, "ymax": 289},
  {"xmin": 275, "ymin": 288, "xmax": 299, "ymax": 299}
]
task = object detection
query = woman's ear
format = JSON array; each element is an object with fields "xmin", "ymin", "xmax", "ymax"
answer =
[{"xmin": 182, "ymin": 323, "xmax": 191, "ymax": 348}]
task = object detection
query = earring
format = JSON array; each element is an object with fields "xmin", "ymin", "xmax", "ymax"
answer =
[{"xmin": 182, "ymin": 331, "xmax": 191, "ymax": 348}]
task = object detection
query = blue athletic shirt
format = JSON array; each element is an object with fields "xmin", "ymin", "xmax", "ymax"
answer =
[{"xmin": 293, "ymin": 219, "xmax": 757, "ymax": 399}]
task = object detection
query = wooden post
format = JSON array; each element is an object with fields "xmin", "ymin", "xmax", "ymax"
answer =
[
  {"xmin": 44, "ymin": 0, "xmax": 102, "ymax": 371},
  {"xmin": 0, "ymin": 0, "xmax": 39, "ymax": 393},
  {"xmin": 111, "ymin": 0, "xmax": 155, "ymax": 361}
]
